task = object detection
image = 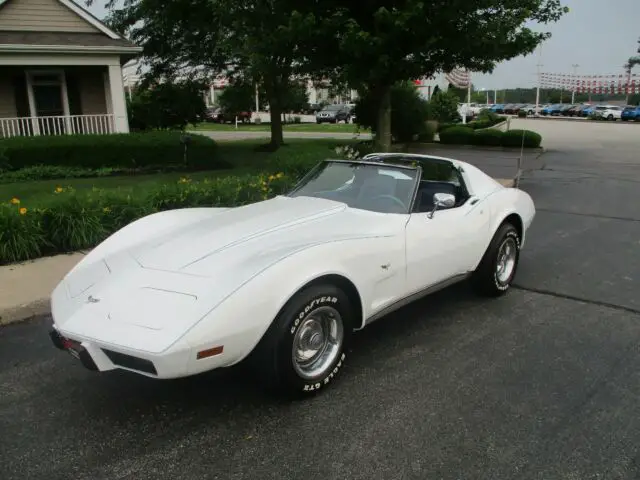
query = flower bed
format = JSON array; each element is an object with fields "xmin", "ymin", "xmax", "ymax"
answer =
[{"xmin": 0, "ymin": 171, "xmax": 297, "ymax": 265}]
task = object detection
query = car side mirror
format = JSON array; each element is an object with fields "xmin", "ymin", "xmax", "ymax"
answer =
[{"xmin": 428, "ymin": 193, "xmax": 456, "ymax": 218}]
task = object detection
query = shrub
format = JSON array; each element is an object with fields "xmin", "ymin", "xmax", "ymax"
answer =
[
  {"xmin": 472, "ymin": 129, "xmax": 504, "ymax": 146},
  {"xmin": 128, "ymin": 80, "xmax": 207, "ymax": 131},
  {"xmin": 437, "ymin": 122, "xmax": 457, "ymax": 133},
  {"xmin": 517, "ymin": 110, "xmax": 528, "ymax": 118},
  {"xmin": 428, "ymin": 90, "xmax": 460, "ymax": 123},
  {"xmin": 438, "ymin": 126, "xmax": 475, "ymax": 144},
  {"xmin": 501, "ymin": 129, "xmax": 542, "ymax": 148},
  {"xmin": 354, "ymin": 81, "xmax": 431, "ymax": 143},
  {"xmin": 0, "ymin": 171, "xmax": 303, "ymax": 265},
  {"xmin": 0, "ymin": 132, "xmax": 225, "ymax": 171}
]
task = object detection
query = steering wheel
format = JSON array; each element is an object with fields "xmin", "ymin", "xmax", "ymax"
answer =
[{"xmin": 370, "ymin": 194, "xmax": 407, "ymax": 211}]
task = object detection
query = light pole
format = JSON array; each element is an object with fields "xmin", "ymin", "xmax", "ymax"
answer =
[
  {"xmin": 535, "ymin": 46, "xmax": 543, "ymax": 115},
  {"xmin": 571, "ymin": 64, "xmax": 579, "ymax": 104}
]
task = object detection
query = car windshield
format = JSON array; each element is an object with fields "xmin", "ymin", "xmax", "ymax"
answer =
[{"xmin": 287, "ymin": 161, "xmax": 419, "ymax": 214}]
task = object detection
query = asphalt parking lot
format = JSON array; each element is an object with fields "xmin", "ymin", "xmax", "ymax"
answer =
[{"xmin": 2, "ymin": 119, "xmax": 640, "ymax": 480}]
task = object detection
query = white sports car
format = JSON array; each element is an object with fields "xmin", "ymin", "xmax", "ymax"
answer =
[{"xmin": 49, "ymin": 152, "xmax": 535, "ymax": 396}]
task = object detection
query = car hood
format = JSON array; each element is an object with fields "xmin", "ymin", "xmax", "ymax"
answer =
[
  {"xmin": 53, "ymin": 196, "xmax": 403, "ymax": 352},
  {"xmin": 129, "ymin": 195, "xmax": 392, "ymax": 273}
]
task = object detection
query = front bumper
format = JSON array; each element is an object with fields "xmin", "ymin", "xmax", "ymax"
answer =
[{"xmin": 48, "ymin": 324, "xmax": 206, "ymax": 379}]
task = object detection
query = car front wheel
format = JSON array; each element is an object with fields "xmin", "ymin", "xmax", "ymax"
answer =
[
  {"xmin": 471, "ymin": 223, "xmax": 520, "ymax": 297},
  {"xmin": 250, "ymin": 284, "xmax": 354, "ymax": 397}
]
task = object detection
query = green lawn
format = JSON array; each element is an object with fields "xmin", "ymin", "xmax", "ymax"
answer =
[
  {"xmin": 0, "ymin": 138, "xmax": 355, "ymax": 207},
  {"xmin": 191, "ymin": 122, "xmax": 369, "ymax": 134}
]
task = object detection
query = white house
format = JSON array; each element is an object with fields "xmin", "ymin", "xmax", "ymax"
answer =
[{"xmin": 0, "ymin": 0, "xmax": 142, "ymax": 138}]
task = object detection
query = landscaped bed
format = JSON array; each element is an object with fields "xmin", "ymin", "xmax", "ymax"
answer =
[{"xmin": 0, "ymin": 136, "xmax": 360, "ymax": 264}]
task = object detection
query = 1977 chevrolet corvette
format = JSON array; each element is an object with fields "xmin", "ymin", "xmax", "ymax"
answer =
[{"xmin": 49, "ymin": 152, "xmax": 535, "ymax": 396}]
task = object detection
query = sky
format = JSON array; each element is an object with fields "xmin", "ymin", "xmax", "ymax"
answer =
[{"xmin": 87, "ymin": 0, "xmax": 640, "ymax": 90}]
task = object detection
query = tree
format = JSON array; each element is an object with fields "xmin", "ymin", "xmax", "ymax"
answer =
[
  {"xmin": 218, "ymin": 79, "xmax": 267, "ymax": 113},
  {"xmin": 99, "ymin": 0, "xmax": 317, "ymax": 150},
  {"xmin": 281, "ymin": 80, "xmax": 310, "ymax": 113},
  {"xmin": 428, "ymin": 90, "xmax": 461, "ymax": 123},
  {"xmin": 127, "ymin": 80, "xmax": 207, "ymax": 131},
  {"xmin": 301, "ymin": 0, "xmax": 568, "ymax": 151},
  {"xmin": 355, "ymin": 81, "xmax": 431, "ymax": 142}
]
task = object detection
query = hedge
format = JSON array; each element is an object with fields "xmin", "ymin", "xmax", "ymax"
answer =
[
  {"xmin": 0, "ymin": 171, "xmax": 297, "ymax": 265},
  {"xmin": 0, "ymin": 132, "xmax": 225, "ymax": 171},
  {"xmin": 438, "ymin": 126, "xmax": 475, "ymax": 144},
  {"xmin": 439, "ymin": 126, "xmax": 542, "ymax": 148},
  {"xmin": 500, "ymin": 129, "xmax": 542, "ymax": 148},
  {"xmin": 472, "ymin": 129, "xmax": 503, "ymax": 146}
]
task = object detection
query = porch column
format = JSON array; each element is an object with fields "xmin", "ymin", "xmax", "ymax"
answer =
[{"xmin": 106, "ymin": 64, "xmax": 130, "ymax": 133}]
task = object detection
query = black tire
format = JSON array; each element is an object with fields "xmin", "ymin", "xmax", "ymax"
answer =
[
  {"xmin": 471, "ymin": 222, "xmax": 521, "ymax": 297},
  {"xmin": 249, "ymin": 284, "xmax": 354, "ymax": 397}
]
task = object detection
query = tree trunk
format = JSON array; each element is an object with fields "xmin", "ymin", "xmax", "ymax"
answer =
[
  {"xmin": 375, "ymin": 85, "xmax": 392, "ymax": 152},
  {"xmin": 268, "ymin": 99, "xmax": 284, "ymax": 148},
  {"xmin": 263, "ymin": 76, "xmax": 284, "ymax": 150}
]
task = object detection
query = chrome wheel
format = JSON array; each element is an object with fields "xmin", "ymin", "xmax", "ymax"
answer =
[
  {"xmin": 496, "ymin": 237, "xmax": 517, "ymax": 284},
  {"xmin": 292, "ymin": 306, "xmax": 344, "ymax": 380}
]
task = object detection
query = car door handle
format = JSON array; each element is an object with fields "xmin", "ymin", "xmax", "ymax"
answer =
[{"xmin": 470, "ymin": 197, "xmax": 479, "ymax": 205}]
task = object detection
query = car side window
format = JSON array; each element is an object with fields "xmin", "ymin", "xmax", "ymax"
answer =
[{"xmin": 412, "ymin": 163, "xmax": 466, "ymax": 213}]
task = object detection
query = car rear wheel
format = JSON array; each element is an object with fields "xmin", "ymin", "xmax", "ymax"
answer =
[
  {"xmin": 250, "ymin": 284, "xmax": 354, "ymax": 397},
  {"xmin": 471, "ymin": 223, "xmax": 520, "ymax": 297}
]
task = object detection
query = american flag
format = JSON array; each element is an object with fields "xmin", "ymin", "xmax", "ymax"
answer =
[{"xmin": 445, "ymin": 68, "xmax": 471, "ymax": 88}]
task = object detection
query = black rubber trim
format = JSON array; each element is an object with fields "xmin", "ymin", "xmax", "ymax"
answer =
[{"xmin": 101, "ymin": 349, "xmax": 158, "ymax": 375}]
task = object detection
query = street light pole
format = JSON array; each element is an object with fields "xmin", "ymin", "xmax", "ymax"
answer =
[
  {"xmin": 535, "ymin": 46, "xmax": 543, "ymax": 116},
  {"xmin": 571, "ymin": 64, "xmax": 579, "ymax": 104}
]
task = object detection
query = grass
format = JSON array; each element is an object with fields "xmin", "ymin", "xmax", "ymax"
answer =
[
  {"xmin": 191, "ymin": 121, "xmax": 370, "ymax": 134},
  {"xmin": 0, "ymin": 138, "xmax": 356, "ymax": 207}
]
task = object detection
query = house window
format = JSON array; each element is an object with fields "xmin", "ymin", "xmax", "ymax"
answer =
[{"xmin": 26, "ymin": 70, "xmax": 69, "ymax": 118}]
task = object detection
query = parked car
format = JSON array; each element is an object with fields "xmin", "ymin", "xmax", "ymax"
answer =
[
  {"xmin": 502, "ymin": 104, "xmax": 518, "ymax": 114},
  {"xmin": 316, "ymin": 104, "xmax": 352, "ymax": 123},
  {"xmin": 621, "ymin": 105, "xmax": 640, "ymax": 121},
  {"xmin": 205, "ymin": 107, "xmax": 251, "ymax": 123},
  {"xmin": 48, "ymin": 152, "xmax": 536, "ymax": 397},
  {"xmin": 581, "ymin": 105, "xmax": 597, "ymax": 117},
  {"xmin": 489, "ymin": 104, "xmax": 505, "ymax": 113},
  {"xmin": 593, "ymin": 105, "xmax": 624, "ymax": 121},
  {"xmin": 541, "ymin": 104, "xmax": 564, "ymax": 116},
  {"xmin": 559, "ymin": 104, "xmax": 576, "ymax": 116}
]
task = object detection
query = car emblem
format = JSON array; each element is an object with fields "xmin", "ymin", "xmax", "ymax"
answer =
[{"xmin": 86, "ymin": 295, "xmax": 100, "ymax": 304}]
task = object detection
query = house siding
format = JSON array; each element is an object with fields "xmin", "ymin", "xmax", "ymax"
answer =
[
  {"xmin": 0, "ymin": 0, "xmax": 100, "ymax": 33},
  {"xmin": 0, "ymin": 74, "xmax": 17, "ymax": 117},
  {"xmin": 78, "ymin": 67, "xmax": 107, "ymax": 114}
]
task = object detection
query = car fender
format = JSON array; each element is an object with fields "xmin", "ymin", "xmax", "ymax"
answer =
[
  {"xmin": 487, "ymin": 187, "xmax": 535, "ymax": 246},
  {"xmin": 180, "ymin": 235, "xmax": 403, "ymax": 369},
  {"xmin": 466, "ymin": 187, "xmax": 534, "ymax": 271}
]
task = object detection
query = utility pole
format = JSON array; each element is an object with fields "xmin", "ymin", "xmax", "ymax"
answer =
[
  {"xmin": 535, "ymin": 46, "xmax": 543, "ymax": 115},
  {"xmin": 571, "ymin": 64, "xmax": 579, "ymax": 104}
]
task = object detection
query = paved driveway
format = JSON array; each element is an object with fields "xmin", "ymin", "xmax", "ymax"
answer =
[{"xmin": 2, "ymin": 120, "xmax": 640, "ymax": 479}]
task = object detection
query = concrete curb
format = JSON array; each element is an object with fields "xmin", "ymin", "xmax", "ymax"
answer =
[
  {"xmin": 0, "ymin": 251, "xmax": 87, "ymax": 327},
  {"xmin": 402, "ymin": 142, "xmax": 545, "ymax": 153}
]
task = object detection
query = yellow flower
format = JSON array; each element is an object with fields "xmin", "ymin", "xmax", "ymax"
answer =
[
  {"xmin": 19, "ymin": 207, "xmax": 27, "ymax": 215},
  {"xmin": 103, "ymin": 207, "xmax": 111, "ymax": 213},
  {"xmin": 10, "ymin": 197, "xmax": 20, "ymax": 205},
  {"xmin": 276, "ymin": 172, "xmax": 284, "ymax": 178},
  {"xmin": 268, "ymin": 175, "xmax": 276, "ymax": 181},
  {"xmin": 54, "ymin": 186, "xmax": 64, "ymax": 193}
]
